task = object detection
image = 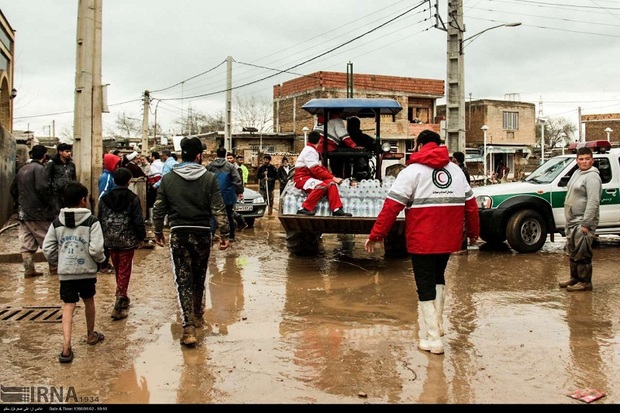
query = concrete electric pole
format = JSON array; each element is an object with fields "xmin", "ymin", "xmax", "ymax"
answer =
[
  {"xmin": 141, "ymin": 90, "xmax": 150, "ymax": 155},
  {"xmin": 445, "ymin": 0, "xmax": 465, "ymax": 154},
  {"xmin": 224, "ymin": 56, "xmax": 233, "ymax": 152},
  {"xmin": 73, "ymin": 0, "xmax": 103, "ymax": 205}
]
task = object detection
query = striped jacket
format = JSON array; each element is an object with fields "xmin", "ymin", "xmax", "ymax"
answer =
[{"xmin": 369, "ymin": 142, "xmax": 479, "ymax": 254}]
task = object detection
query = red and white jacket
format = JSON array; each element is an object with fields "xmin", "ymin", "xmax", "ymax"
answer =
[
  {"xmin": 293, "ymin": 142, "xmax": 335, "ymax": 191},
  {"xmin": 314, "ymin": 116, "xmax": 357, "ymax": 153},
  {"xmin": 369, "ymin": 142, "xmax": 480, "ymax": 254}
]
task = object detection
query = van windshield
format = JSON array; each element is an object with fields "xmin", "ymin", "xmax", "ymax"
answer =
[{"xmin": 526, "ymin": 157, "xmax": 574, "ymax": 184}]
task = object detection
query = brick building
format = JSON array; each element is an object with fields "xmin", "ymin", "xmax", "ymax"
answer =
[
  {"xmin": 273, "ymin": 71, "xmax": 444, "ymax": 155},
  {"xmin": 581, "ymin": 113, "xmax": 620, "ymax": 143},
  {"xmin": 438, "ymin": 98, "xmax": 536, "ymax": 179}
]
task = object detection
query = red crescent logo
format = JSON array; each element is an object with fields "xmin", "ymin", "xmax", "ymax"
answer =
[{"xmin": 437, "ymin": 171, "xmax": 448, "ymax": 184}]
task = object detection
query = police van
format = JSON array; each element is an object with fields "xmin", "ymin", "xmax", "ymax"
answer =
[{"xmin": 473, "ymin": 140, "xmax": 620, "ymax": 253}]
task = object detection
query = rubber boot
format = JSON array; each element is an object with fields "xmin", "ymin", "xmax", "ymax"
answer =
[
  {"xmin": 559, "ymin": 260, "xmax": 579, "ymax": 288},
  {"xmin": 435, "ymin": 285, "xmax": 445, "ymax": 337},
  {"xmin": 567, "ymin": 260, "xmax": 593, "ymax": 291},
  {"xmin": 111, "ymin": 297, "xmax": 128, "ymax": 320},
  {"xmin": 145, "ymin": 208, "xmax": 154, "ymax": 226},
  {"xmin": 181, "ymin": 326, "xmax": 197, "ymax": 346},
  {"xmin": 120, "ymin": 296, "xmax": 131, "ymax": 310},
  {"xmin": 22, "ymin": 252, "xmax": 43, "ymax": 278},
  {"xmin": 418, "ymin": 300, "xmax": 444, "ymax": 355}
]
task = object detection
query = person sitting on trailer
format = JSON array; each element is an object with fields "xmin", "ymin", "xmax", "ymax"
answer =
[
  {"xmin": 294, "ymin": 130, "xmax": 352, "ymax": 217},
  {"xmin": 313, "ymin": 112, "xmax": 365, "ymax": 178}
]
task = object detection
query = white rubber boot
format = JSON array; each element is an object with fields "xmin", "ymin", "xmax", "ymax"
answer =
[
  {"xmin": 418, "ymin": 300, "xmax": 444, "ymax": 355},
  {"xmin": 435, "ymin": 284, "xmax": 445, "ymax": 337}
]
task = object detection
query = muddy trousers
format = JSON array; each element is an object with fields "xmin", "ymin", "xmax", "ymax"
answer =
[
  {"xmin": 565, "ymin": 225, "xmax": 594, "ymax": 284},
  {"xmin": 169, "ymin": 230, "xmax": 212, "ymax": 328},
  {"xmin": 569, "ymin": 258, "xmax": 592, "ymax": 283},
  {"xmin": 301, "ymin": 182, "xmax": 343, "ymax": 212},
  {"xmin": 211, "ymin": 204, "xmax": 236, "ymax": 240},
  {"xmin": 21, "ymin": 252, "xmax": 43, "ymax": 277},
  {"xmin": 109, "ymin": 249, "xmax": 135, "ymax": 298}
]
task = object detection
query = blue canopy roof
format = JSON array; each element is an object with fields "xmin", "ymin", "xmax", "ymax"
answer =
[{"xmin": 301, "ymin": 98, "xmax": 403, "ymax": 117}]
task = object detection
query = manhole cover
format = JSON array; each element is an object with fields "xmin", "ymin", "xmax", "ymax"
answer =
[{"xmin": 0, "ymin": 306, "xmax": 65, "ymax": 323}]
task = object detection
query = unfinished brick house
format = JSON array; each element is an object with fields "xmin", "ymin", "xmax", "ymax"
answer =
[{"xmin": 273, "ymin": 71, "xmax": 444, "ymax": 155}]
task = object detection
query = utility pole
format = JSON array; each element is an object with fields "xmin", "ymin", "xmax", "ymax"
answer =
[
  {"xmin": 445, "ymin": 0, "xmax": 465, "ymax": 154},
  {"xmin": 224, "ymin": 56, "xmax": 233, "ymax": 151},
  {"xmin": 347, "ymin": 62, "xmax": 354, "ymax": 98},
  {"xmin": 153, "ymin": 99, "xmax": 160, "ymax": 149},
  {"xmin": 578, "ymin": 106, "xmax": 582, "ymax": 142},
  {"xmin": 141, "ymin": 90, "xmax": 150, "ymax": 155},
  {"xmin": 73, "ymin": 0, "xmax": 103, "ymax": 205}
]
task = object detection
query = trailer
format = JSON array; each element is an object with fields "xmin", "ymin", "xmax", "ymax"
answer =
[{"xmin": 278, "ymin": 98, "xmax": 408, "ymax": 257}]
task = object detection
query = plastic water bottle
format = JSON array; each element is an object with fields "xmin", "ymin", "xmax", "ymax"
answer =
[
  {"xmin": 318, "ymin": 199, "xmax": 329, "ymax": 216},
  {"xmin": 283, "ymin": 193, "xmax": 295, "ymax": 214}
]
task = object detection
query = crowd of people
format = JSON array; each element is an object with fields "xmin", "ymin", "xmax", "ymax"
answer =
[{"xmin": 8, "ymin": 132, "xmax": 600, "ymax": 361}]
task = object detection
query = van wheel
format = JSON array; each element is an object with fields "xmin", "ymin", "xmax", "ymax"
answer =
[
  {"xmin": 286, "ymin": 231, "xmax": 324, "ymax": 256},
  {"xmin": 506, "ymin": 209, "xmax": 547, "ymax": 253}
]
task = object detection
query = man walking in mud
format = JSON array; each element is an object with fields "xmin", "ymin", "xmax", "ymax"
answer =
[{"xmin": 152, "ymin": 137, "xmax": 230, "ymax": 347}]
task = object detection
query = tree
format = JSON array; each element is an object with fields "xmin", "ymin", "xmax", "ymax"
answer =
[
  {"xmin": 172, "ymin": 105, "xmax": 225, "ymax": 135},
  {"xmin": 168, "ymin": 94, "xmax": 273, "ymax": 135},
  {"xmin": 108, "ymin": 112, "xmax": 141, "ymax": 140},
  {"xmin": 537, "ymin": 116, "xmax": 577, "ymax": 150},
  {"xmin": 59, "ymin": 127, "xmax": 74, "ymax": 143},
  {"xmin": 233, "ymin": 94, "xmax": 273, "ymax": 133}
]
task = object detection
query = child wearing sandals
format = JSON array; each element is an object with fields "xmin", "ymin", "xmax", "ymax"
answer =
[{"xmin": 43, "ymin": 181, "xmax": 107, "ymax": 363}]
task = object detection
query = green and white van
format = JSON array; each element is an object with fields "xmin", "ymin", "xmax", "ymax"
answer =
[{"xmin": 473, "ymin": 142, "xmax": 620, "ymax": 253}]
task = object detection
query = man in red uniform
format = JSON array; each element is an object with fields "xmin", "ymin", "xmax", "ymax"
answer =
[
  {"xmin": 365, "ymin": 130, "xmax": 479, "ymax": 355},
  {"xmin": 293, "ymin": 131, "xmax": 352, "ymax": 217}
]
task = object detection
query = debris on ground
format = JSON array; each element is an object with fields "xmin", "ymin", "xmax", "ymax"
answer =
[{"xmin": 567, "ymin": 388, "xmax": 606, "ymax": 403}]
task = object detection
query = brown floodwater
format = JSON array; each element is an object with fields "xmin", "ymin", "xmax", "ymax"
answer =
[{"xmin": 0, "ymin": 216, "xmax": 618, "ymax": 404}]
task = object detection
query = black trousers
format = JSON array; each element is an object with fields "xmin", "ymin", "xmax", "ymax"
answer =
[{"xmin": 410, "ymin": 253, "xmax": 450, "ymax": 301}]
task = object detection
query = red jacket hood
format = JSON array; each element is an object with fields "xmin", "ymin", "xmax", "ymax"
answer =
[
  {"xmin": 103, "ymin": 153, "xmax": 120, "ymax": 173},
  {"xmin": 406, "ymin": 142, "xmax": 450, "ymax": 169}
]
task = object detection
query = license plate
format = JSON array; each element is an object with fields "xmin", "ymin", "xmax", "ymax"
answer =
[{"xmin": 235, "ymin": 205, "xmax": 253, "ymax": 212}]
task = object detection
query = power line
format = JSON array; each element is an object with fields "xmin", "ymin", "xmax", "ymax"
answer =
[{"xmin": 154, "ymin": 1, "xmax": 428, "ymax": 102}]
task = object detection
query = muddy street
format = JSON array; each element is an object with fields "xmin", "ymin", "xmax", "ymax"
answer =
[{"xmin": 0, "ymin": 216, "xmax": 618, "ymax": 405}]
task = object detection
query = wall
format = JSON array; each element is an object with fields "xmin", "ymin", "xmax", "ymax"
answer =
[
  {"xmin": 0, "ymin": 126, "xmax": 16, "ymax": 226},
  {"xmin": 273, "ymin": 71, "xmax": 444, "ymax": 139},
  {"xmin": 0, "ymin": 9, "xmax": 15, "ymax": 227},
  {"xmin": 438, "ymin": 99, "xmax": 536, "ymax": 148},
  {"xmin": 582, "ymin": 113, "xmax": 620, "ymax": 143}
]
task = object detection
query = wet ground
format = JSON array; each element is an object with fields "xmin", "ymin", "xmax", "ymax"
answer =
[{"xmin": 0, "ymin": 214, "xmax": 618, "ymax": 405}]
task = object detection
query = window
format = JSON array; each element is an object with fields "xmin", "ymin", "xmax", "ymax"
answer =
[
  {"xmin": 384, "ymin": 140, "xmax": 398, "ymax": 153},
  {"xmin": 250, "ymin": 145, "xmax": 274, "ymax": 155},
  {"xmin": 596, "ymin": 158, "xmax": 612, "ymax": 184},
  {"xmin": 503, "ymin": 112, "xmax": 519, "ymax": 130}
]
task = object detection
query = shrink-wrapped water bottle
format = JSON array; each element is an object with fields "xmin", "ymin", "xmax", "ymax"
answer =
[
  {"xmin": 283, "ymin": 193, "xmax": 295, "ymax": 214},
  {"xmin": 318, "ymin": 199, "xmax": 329, "ymax": 216}
]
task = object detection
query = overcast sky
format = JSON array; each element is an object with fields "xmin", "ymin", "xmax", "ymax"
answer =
[{"xmin": 2, "ymin": 0, "xmax": 620, "ymax": 139}]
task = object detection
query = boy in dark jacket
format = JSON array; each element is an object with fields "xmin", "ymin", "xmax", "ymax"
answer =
[
  {"xmin": 207, "ymin": 147, "xmax": 243, "ymax": 241},
  {"xmin": 46, "ymin": 142, "xmax": 77, "ymax": 215},
  {"xmin": 98, "ymin": 167, "xmax": 146, "ymax": 320},
  {"xmin": 43, "ymin": 182, "xmax": 106, "ymax": 363}
]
